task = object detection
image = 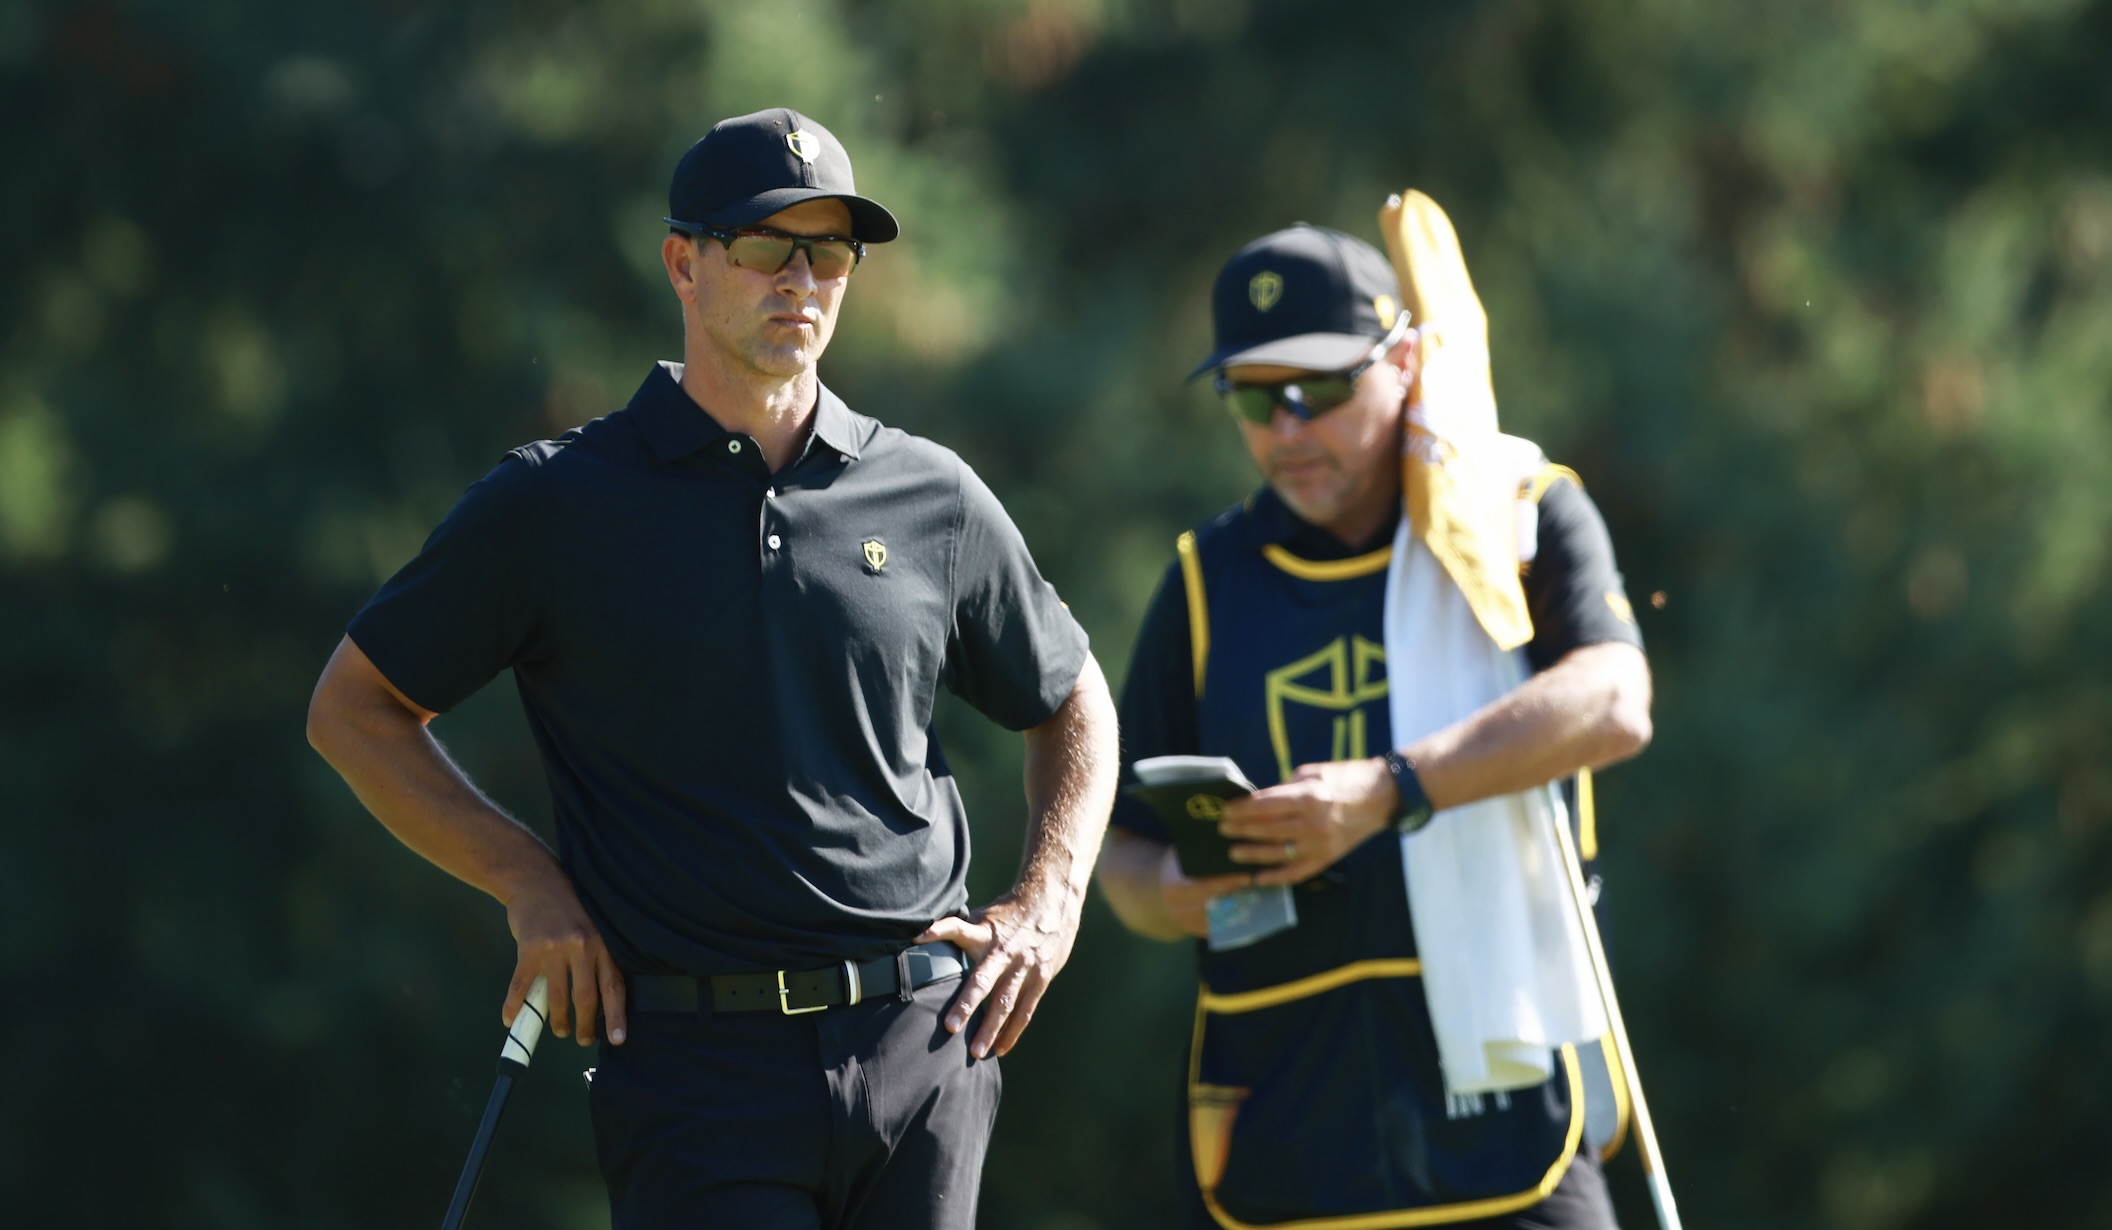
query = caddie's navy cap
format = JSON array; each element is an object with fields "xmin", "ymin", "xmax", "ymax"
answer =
[
  {"xmin": 1189, "ymin": 224, "xmax": 1404, "ymax": 378},
  {"xmin": 664, "ymin": 108, "xmax": 899, "ymax": 243}
]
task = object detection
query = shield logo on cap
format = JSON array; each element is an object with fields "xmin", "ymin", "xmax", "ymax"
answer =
[
  {"xmin": 1374, "ymin": 294, "xmax": 1399, "ymax": 329},
  {"xmin": 862, "ymin": 538, "xmax": 887, "ymax": 571},
  {"xmin": 786, "ymin": 130, "xmax": 819, "ymax": 162},
  {"xmin": 1249, "ymin": 271, "xmax": 1284, "ymax": 312}
]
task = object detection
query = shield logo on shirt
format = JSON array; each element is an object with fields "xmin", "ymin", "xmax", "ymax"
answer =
[{"xmin": 862, "ymin": 538, "xmax": 887, "ymax": 572}]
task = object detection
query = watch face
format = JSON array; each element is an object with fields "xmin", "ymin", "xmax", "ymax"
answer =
[{"xmin": 1386, "ymin": 752, "xmax": 1432, "ymax": 831}]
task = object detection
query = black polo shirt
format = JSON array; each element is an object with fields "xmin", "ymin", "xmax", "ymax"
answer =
[{"xmin": 347, "ymin": 362, "xmax": 1089, "ymax": 975}]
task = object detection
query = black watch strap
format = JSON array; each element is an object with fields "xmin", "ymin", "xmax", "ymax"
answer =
[{"xmin": 1382, "ymin": 751, "xmax": 1435, "ymax": 834}]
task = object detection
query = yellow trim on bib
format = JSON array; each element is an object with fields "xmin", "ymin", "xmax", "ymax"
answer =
[
  {"xmin": 1261, "ymin": 543, "xmax": 1393, "ymax": 581},
  {"xmin": 1524, "ymin": 463, "xmax": 1582, "ymax": 505},
  {"xmin": 1200, "ymin": 959, "xmax": 1423, "ymax": 1015},
  {"xmin": 1193, "ymin": 1039, "xmax": 1588, "ymax": 1230},
  {"xmin": 1597, "ymin": 1032, "xmax": 1633, "ymax": 1162},
  {"xmin": 1178, "ymin": 531, "xmax": 1210, "ymax": 698},
  {"xmin": 1571, "ymin": 769, "xmax": 1622, "ymax": 1156}
]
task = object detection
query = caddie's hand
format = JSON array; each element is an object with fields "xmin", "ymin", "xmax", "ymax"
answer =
[
  {"xmin": 504, "ymin": 866, "xmax": 627, "ymax": 1047},
  {"xmin": 1159, "ymin": 847, "xmax": 1259, "ymax": 938},
  {"xmin": 917, "ymin": 887, "xmax": 1082, "ymax": 1060},
  {"xmin": 1218, "ymin": 757, "xmax": 1396, "ymax": 886}
]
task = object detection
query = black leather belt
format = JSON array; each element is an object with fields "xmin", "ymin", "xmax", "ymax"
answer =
[{"xmin": 628, "ymin": 941, "xmax": 970, "ymax": 1016}]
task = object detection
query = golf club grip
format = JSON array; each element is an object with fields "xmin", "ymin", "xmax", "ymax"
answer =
[
  {"xmin": 499, "ymin": 975, "xmax": 550, "ymax": 1072},
  {"xmin": 438, "ymin": 1070, "xmax": 515, "ymax": 1230}
]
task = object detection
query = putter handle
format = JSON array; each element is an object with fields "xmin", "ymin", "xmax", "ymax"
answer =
[{"xmin": 498, "ymin": 975, "xmax": 550, "ymax": 1073}]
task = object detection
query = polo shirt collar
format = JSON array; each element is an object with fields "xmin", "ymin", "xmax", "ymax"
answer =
[
  {"xmin": 809, "ymin": 383, "xmax": 864, "ymax": 461},
  {"xmin": 628, "ymin": 361, "xmax": 865, "ymax": 463}
]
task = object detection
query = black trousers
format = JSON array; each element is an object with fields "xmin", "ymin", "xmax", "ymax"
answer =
[{"xmin": 589, "ymin": 976, "xmax": 1001, "ymax": 1229}]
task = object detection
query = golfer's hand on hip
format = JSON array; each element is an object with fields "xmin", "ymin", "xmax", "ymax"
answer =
[
  {"xmin": 1218, "ymin": 757, "xmax": 1395, "ymax": 887},
  {"xmin": 503, "ymin": 865, "xmax": 627, "ymax": 1047},
  {"xmin": 917, "ymin": 885, "xmax": 1082, "ymax": 1061}
]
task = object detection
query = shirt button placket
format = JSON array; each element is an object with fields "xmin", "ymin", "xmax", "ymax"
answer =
[
  {"xmin": 760, "ymin": 478, "xmax": 784, "ymax": 565},
  {"xmin": 732, "ymin": 441, "xmax": 782, "ymax": 566}
]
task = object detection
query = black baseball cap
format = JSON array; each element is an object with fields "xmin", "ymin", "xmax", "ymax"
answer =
[
  {"xmin": 1189, "ymin": 224, "xmax": 1404, "ymax": 378},
  {"xmin": 664, "ymin": 108, "xmax": 900, "ymax": 243}
]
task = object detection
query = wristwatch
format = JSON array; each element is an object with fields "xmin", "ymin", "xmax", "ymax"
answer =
[{"xmin": 1381, "ymin": 750, "xmax": 1435, "ymax": 834}]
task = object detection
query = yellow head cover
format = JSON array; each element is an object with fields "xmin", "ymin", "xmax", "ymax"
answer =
[{"xmin": 1378, "ymin": 190, "xmax": 1534, "ymax": 650}]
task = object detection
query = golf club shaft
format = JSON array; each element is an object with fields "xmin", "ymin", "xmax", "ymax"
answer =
[
  {"xmin": 438, "ymin": 1070, "xmax": 516, "ymax": 1230},
  {"xmin": 436, "ymin": 975, "xmax": 551, "ymax": 1230},
  {"xmin": 1554, "ymin": 772, "xmax": 1682, "ymax": 1230}
]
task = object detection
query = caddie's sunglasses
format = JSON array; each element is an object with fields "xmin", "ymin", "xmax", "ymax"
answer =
[
  {"xmin": 675, "ymin": 223, "xmax": 866, "ymax": 279},
  {"xmin": 1212, "ymin": 318, "xmax": 1410, "ymax": 426}
]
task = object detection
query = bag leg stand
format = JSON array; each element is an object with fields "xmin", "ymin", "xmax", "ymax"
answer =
[{"xmin": 1551, "ymin": 801, "xmax": 1683, "ymax": 1230}]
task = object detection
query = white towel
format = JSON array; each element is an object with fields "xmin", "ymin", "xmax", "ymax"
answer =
[{"xmin": 1383, "ymin": 432, "xmax": 1607, "ymax": 1096}]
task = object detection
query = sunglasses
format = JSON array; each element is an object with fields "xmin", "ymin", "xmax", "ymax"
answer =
[
  {"xmin": 1211, "ymin": 318, "xmax": 1410, "ymax": 426},
  {"xmin": 676, "ymin": 223, "xmax": 866, "ymax": 279}
]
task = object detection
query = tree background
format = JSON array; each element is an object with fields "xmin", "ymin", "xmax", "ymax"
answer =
[{"xmin": 6, "ymin": 0, "xmax": 2112, "ymax": 1226}]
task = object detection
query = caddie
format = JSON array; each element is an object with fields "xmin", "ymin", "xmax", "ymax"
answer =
[
  {"xmin": 1096, "ymin": 211, "xmax": 1652, "ymax": 1228},
  {"xmin": 307, "ymin": 107, "xmax": 1118, "ymax": 1229}
]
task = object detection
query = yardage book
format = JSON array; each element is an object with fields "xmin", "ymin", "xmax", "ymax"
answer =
[
  {"xmin": 1126, "ymin": 755, "xmax": 1257, "ymax": 878},
  {"xmin": 1126, "ymin": 756, "xmax": 1297, "ymax": 950}
]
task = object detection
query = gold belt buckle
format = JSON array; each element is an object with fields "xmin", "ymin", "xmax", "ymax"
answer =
[{"xmin": 777, "ymin": 969, "xmax": 826, "ymax": 1015}]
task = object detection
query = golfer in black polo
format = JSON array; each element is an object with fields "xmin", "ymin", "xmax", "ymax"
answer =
[{"xmin": 307, "ymin": 108, "xmax": 1119, "ymax": 1229}]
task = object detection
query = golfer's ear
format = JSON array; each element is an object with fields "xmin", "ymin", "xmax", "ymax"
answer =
[{"xmin": 662, "ymin": 233, "xmax": 701, "ymax": 304}]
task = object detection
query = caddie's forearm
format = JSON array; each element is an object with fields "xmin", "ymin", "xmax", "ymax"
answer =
[
  {"xmin": 1015, "ymin": 654, "xmax": 1120, "ymax": 906},
  {"xmin": 1095, "ymin": 829, "xmax": 1186, "ymax": 941},
  {"xmin": 1405, "ymin": 641, "xmax": 1653, "ymax": 810},
  {"xmin": 307, "ymin": 646, "xmax": 561, "ymax": 905}
]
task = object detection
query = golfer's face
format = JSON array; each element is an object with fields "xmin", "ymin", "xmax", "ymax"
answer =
[
  {"xmin": 1228, "ymin": 349, "xmax": 1410, "ymax": 541},
  {"xmin": 691, "ymin": 198, "xmax": 854, "ymax": 378}
]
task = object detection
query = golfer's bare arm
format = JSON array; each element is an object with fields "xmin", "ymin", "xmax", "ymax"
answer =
[
  {"xmin": 921, "ymin": 651, "xmax": 1120, "ymax": 1057},
  {"xmin": 306, "ymin": 635, "xmax": 626, "ymax": 1046},
  {"xmin": 1016, "ymin": 652, "xmax": 1121, "ymax": 924}
]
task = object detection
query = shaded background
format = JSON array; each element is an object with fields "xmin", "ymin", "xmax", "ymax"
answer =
[{"xmin": 7, "ymin": 0, "xmax": 2112, "ymax": 1226}]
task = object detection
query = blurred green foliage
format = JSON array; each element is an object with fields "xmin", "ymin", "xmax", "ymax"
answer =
[{"xmin": 5, "ymin": 0, "xmax": 2112, "ymax": 1226}]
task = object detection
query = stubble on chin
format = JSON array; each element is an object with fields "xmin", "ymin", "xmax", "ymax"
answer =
[
  {"xmin": 1265, "ymin": 461, "xmax": 1345, "ymax": 528},
  {"xmin": 722, "ymin": 318, "xmax": 821, "ymax": 379},
  {"xmin": 748, "ymin": 313, "xmax": 835, "ymax": 377},
  {"xmin": 744, "ymin": 339, "xmax": 813, "ymax": 377}
]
